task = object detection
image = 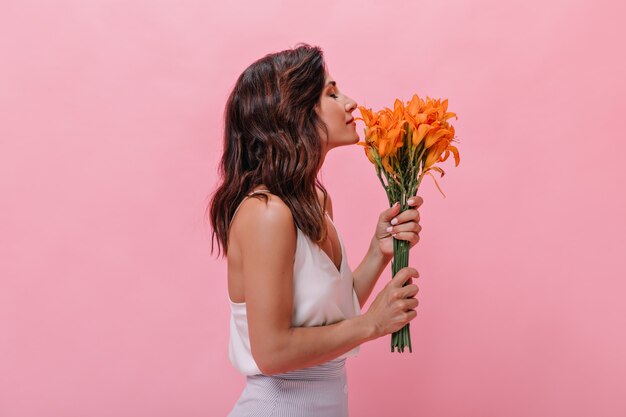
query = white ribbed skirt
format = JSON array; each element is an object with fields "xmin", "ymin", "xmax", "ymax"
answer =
[{"xmin": 227, "ymin": 358, "xmax": 349, "ymax": 417}]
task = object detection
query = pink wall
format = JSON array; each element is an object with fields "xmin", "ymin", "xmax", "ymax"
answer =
[{"xmin": 1, "ymin": 1, "xmax": 625, "ymax": 416}]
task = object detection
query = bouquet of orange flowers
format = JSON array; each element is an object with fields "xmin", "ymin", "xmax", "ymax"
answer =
[{"xmin": 355, "ymin": 94, "xmax": 460, "ymax": 353}]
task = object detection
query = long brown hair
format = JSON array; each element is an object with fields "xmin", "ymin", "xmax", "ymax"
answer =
[{"xmin": 206, "ymin": 43, "xmax": 331, "ymax": 258}]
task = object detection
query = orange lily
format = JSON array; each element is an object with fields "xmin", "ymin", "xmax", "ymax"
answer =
[
  {"xmin": 353, "ymin": 92, "xmax": 460, "ymax": 354},
  {"xmin": 355, "ymin": 95, "xmax": 459, "ymax": 190}
]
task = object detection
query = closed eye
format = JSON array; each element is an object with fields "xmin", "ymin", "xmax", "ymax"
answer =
[{"xmin": 330, "ymin": 93, "xmax": 339, "ymax": 99}]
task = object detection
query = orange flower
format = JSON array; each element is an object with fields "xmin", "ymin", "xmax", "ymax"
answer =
[
  {"xmin": 423, "ymin": 138, "xmax": 450, "ymax": 170},
  {"xmin": 405, "ymin": 94, "xmax": 423, "ymax": 117},
  {"xmin": 356, "ymin": 142, "xmax": 377, "ymax": 164},
  {"xmin": 354, "ymin": 92, "xmax": 460, "ymax": 354},
  {"xmin": 423, "ymin": 126, "xmax": 453, "ymax": 149},
  {"xmin": 423, "ymin": 134, "xmax": 461, "ymax": 171},
  {"xmin": 411, "ymin": 123, "xmax": 432, "ymax": 148},
  {"xmin": 382, "ymin": 155, "xmax": 395, "ymax": 175},
  {"xmin": 355, "ymin": 95, "xmax": 459, "ymax": 188}
]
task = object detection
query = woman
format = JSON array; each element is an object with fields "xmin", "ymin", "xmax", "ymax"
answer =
[{"xmin": 208, "ymin": 43, "xmax": 423, "ymax": 416}]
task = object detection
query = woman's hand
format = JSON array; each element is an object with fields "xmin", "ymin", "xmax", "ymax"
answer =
[
  {"xmin": 373, "ymin": 195, "xmax": 424, "ymax": 259},
  {"xmin": 364, "ymin": 266, "xmax": 420, "ymax": 338}
]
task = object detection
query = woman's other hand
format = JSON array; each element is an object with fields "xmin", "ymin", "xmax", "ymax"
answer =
[
  {"xmin": 363, "ymin": 267, "xmax": 420, "ymax": 338},
  {"xmin": 372, "ymin": 195, "xmax": 424, "ymax": 259}
]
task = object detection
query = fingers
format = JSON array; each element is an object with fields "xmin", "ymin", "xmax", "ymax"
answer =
[
  {"xmin": 381, "ymin": 201, "xmax": 402, "ymax": 223},
  {"xmin": 386, "ymin": 221, "xmax": 422, "ymax": 237},
  {"xmin": 392, "ymin": 267, "xmax": 419, "ymax": 287},
  {"xmin": 382, "ymin": 197, "xmax": 422, "ymax": 243},
  {"xmin": 387, "ymin": 206, "xmax": 420, "ymax": 230},
  {"xmin": 402, "ymin": 297, "xmax": 419, "ymax": 310},
  {"xmin": 400, "ymin": 283, "xmax": 419, "ymax": 298},
  {"xmin": 391, "ymin": 232, "xmax": 421, "ymax": 246},
  {"xmin": 407, "ymin": 195, "xmax": 424, "ymax": 207}
]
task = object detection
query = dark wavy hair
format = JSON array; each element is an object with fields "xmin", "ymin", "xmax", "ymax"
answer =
[{"xmin": 206, "ymin": 43, "xmax": 332, "ymax": 258}]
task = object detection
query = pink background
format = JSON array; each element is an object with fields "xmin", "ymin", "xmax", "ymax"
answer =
[{"xmin": 2, "ymin": 1, "xmax": 625, "ymax": 416}]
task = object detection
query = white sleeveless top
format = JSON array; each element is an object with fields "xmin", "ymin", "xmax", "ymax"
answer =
[{"xmin": 227, "ymin": 189, "xmax": 362, "ymax": 376}]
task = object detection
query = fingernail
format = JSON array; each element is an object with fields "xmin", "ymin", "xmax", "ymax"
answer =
[
  {"xmin": 391, "ymin": 218, "xmax": 398, "ymax": 225},
  {"xmin": 386, "ymin": 226, "xmax": 393, "ymax": 232},
  {"xmin": 393, "ymin": 201, "xmax": 399, "ymax": 207},
  {"xmin": 408, "ymin": 198, "xmax": 415, "ymax": 205}
]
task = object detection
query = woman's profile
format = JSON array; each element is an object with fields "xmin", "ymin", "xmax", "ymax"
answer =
[{"xmin": 208, "ymin": 43, "xmax": 423, "ymax": 416}]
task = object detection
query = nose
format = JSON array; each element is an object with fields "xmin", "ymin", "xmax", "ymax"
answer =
[{"xmin": 345, "ymin": 97, "xmax": 357, "ymax": 112}]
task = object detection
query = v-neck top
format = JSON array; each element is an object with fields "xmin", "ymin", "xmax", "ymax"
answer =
[{"xmin": 227, "ymin": 189, "xmax": 362, "ymax": 376}]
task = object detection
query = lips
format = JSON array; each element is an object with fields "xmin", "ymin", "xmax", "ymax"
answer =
[{"xmin": 346, "ymin": 118, "xmax": 354, "ymax": 124}]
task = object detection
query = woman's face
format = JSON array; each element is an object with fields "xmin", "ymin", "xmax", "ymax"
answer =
[{"xmin": 315, "ymin": 72, "xmax": 359, "ymax": 153}]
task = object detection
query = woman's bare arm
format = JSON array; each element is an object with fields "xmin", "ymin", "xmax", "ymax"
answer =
[
  {"xmin": 351, "ymin": 237, "xmax": 393, "ymax": 309},
  {"xmin": 320, "ymin": 190, "xmax": 392, "ymax": 309},
  {"xmin": 233, "ymin": 194, "xmax": 376, "ymax": 376}
]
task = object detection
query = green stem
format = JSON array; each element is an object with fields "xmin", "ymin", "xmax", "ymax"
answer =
[
  {"xmin": 369, "ymin": 140, "xmax": 416, "ymax": 354},
  {"xmin": 390, "ymin": 219, "xmax": 412, "ymax": 353}
]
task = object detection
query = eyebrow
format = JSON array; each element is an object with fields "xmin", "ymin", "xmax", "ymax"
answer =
[{"xmin": 326, "ymin": 81, "xmax": 336, "ymax": 87}]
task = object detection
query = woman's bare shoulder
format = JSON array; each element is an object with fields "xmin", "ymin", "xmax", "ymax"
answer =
[{"xmin": 231, "ymin": 192, "xmax": 295, "ymax": 242}]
